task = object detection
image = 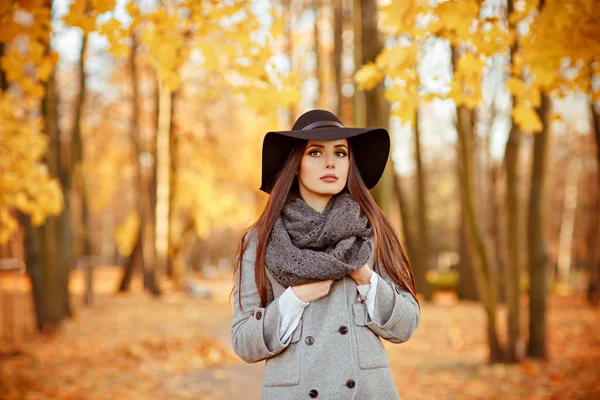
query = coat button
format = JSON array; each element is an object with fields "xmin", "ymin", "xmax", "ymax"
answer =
[
  {"xmin": 346, "ymin": 379, "xmax": 356, "ymax": 389},
  {"xmin": 309, "ymin": 389, "xmax": 318, "ymax": 398},
  {"xmin": 255, "ymin": 310, "xmax": 262, "ymax": 320},
  {"xmin": 305, "ymin": 336, "xmax": 315, "ymax": 345},
  {"xmin": 338, "ymin": 326, "xmax": 348, "ymax": 335}
]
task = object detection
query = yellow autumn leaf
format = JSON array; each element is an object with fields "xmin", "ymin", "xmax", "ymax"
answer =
[
  {"xmin": 0, "ymin": 21, "xmax": 23, "ymax": 42},
  {"xmin": 506, "ymin": 77, "xmax": 526, "ymax": 98},
  {"xmin": 29, "ymin": 40, "xmax": 45, "ymax": 64},
  {"xmin": 1, "ymin": 51, "xmax": 25, "ymax": 82},
  {"xmin": 529, "ymin": 62, "xmax": 560, "ymax": 91},
  {"xmin": 421, "ymin": 92, "xmax": 443, "ymax": 103},
  {"xmin": 512, "ymin": 102, "xmax": 543, "ymax": 133},
  {"xmin": 21, "ymin": 78, "xmax": 45, "ymax": 99},
  {"xmin": 524, "ymin": 85, "xmax": 541, "ymax": 108},
  {"xmin": 376, "ymin": 44, "xmax": 418, "ymax": 73},
  {"xmin": 126, "ymin": 1, "xmax": 141, "ymax": 19},
  {"xmin": 113, "ymin": 42, "xmax": 130, "ymax": 59},
  {"xmin": 455, "ymin": 52, "xmax": 485, "ymax": 77},
  {"xmin": 36, "ymin": 54, "xmax": 57, "ymax": 82},
  {"xmin": 384, "ymin": 84, "xmax": 417, "ymax": 106},
  {"xmin": 382, "ymin": 0, "xmax": 420, "ymax": 34},
  {"xmin": 355, "ymin": 63, "xmax": 383, "ymax": 91},
  {"xmin": 390, "ymin": 103, "xmax": 417, "ymax": 126},
  {"xmin": 91, "ymin": 0, "xmax": 116, "ymax": 14},
  {"xmin": 0, "ymin": 208, "xmax": 19, "ymax": 245},
  {"xmin": 435, "ymin": 0, "xmax": 479, "ymax": 38},
  {"xmin": 162, "ymin": 72, "xmax": 181, "ymax": 92},
  {"xmin": 63, "ymin": 12, "xmax": 96, "ymax": 33},
  {"xmin": 448, "ymin": 81, "xmax": 466, "ymax": 107}
]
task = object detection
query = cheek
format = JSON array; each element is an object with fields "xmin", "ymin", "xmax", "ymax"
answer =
[
  {"xmin": 339, "ymin": 159, "xmax": 350, "ymax": 180},
  {"xmin": 298, "ymin": 157, "xmax": 317, "ymax": 180}
]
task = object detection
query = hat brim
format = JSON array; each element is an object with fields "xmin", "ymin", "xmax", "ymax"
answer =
[{"xmin": 260, "ymin": 127, "xmax": 390, "ymax": 194}]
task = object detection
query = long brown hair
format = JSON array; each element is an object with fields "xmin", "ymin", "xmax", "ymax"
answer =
[{"xmin": 233, "ymin": 139, "xmax": 419, "ymax": 309}]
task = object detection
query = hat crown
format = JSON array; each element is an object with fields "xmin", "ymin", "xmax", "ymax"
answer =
[{"xmin": 292, "ymin": 109, "xmax": 343, "ymax": 131}]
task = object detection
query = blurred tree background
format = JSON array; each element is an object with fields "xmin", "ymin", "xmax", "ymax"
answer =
[{"xmin": 1, "ymin": 0, "xmax": 600, "ymax": 398}]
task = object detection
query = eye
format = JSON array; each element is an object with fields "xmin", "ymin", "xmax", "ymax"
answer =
[
  {"xmin": 335, "ymin": 150, "xmax": 347, "ymax": 157},
  {"xmin": 308, "ymin": 150, "xmax": 321, "ymax": 156}
]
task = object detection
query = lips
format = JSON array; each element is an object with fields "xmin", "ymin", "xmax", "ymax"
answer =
[{"xmin": 320, "ymin": 174, "xmax": 338, "ymax": 182}]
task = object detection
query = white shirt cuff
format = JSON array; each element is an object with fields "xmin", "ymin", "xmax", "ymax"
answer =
[
  {"xmin": 357, "ymin": 271, "xmax": 379, "ymax": 320},
  {"xmin": 277, "ymin": 286, "xmax": 309, "ymax": 344}
]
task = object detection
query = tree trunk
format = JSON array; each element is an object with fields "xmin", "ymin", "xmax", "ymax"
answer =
[
  {"xmin": 167, "ymin": 89, "xmax": 180, "ymax": 283},
  {"xmin": 119, "ymin": 34, "xmax": 161, "ymax": 296},
  {"xmin": 504, "ymin": 121, "xmax": 523, "ymax": 362},
  {"xmin": 360, "ymin": 0, "xmax": 387, "ymax": 130},
  {"xmin": 285, "ymin": 0, "xmax": 297, "ymax": 126},
  {"xmin": 333, "ymin": 0, "xmax": 343, "ymax": 117},
  {"xmin": 32, "ymin": 67, "xmax": 72, "ymax": 331},
  {"xmin": 359, "ymin": 0, "xmax": 392, "ymax": 213},
  {"xmin": 352, "ymin": 0, "xmax": 365, "ymax": 128},
  {"xmin": 556, "ymin": 131, "xmax": 581, "ymax": 284},
  {"xmin": 413, "ymin": 108, "xmax": 432, "ymax": 300},
  {"xmin": 392, "ymin": 172, "xmax": 419, "ymax": 283},
  {"xmin": 501, "ymin": 0, "xmax": 528, "ymax": 363},
  {"xmin": 0, "ymin": 43, "xmax": 7, "ymax": 90},
  {"xmin": 490, "ymin": 163, "xmax": 504, "ymax": 303},
  {"xmin": 588, "ymin": 100, "xmax": 600, "ymax": 304},
  {"xmin": 143, "ymin": 50, "xmax": 161, "ymax": 296},
  {"xmin": 457, "ymin": 104, "xmax": 503, "ymax": 362},
  {"xmin": 155, "ymin": 80, "xmax": 171, "ymax": 282},
  {"xmin": 169, "ymin": 218, "xmax": 196, "ymax": 286},
  {"xmin": 314, "ymin": 0, "xmax": 325, "ymax": 109},
  {"xmin": 118, "ymin": 232, "xmax": 141, "ymax": 292},
  {"xmin": 7, "ymin": 8, "xmax": 71, "ymax": 331},
  {"xmin": 71, "ymin": 32, "xmax": 93, "ymax": 304},
  {"xmin": 527, "ymin": 94, "xmax": 550, "ymax": 359},
  {"xmin": 457, "ymin": 201, "xmax": 479, "ymax": 301},
  {"xmin": 21, "ymin": 215, "xmax": 46, "ymax": 332}
]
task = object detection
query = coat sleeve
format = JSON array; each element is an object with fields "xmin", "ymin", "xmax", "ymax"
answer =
[
  {"xmin": 362, "ymin": 264, "xmax": 420, "ymax": 344},
  {"xmin": 230, "ymin": 233, "xmax": 295, "ymax": 363}
]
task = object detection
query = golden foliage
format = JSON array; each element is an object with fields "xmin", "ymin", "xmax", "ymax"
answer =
[
  {"xmin": 1, "ymin": 4, "xmax": 55, "ymax": 99},
  {"xmin": 0, "ymin": 92, "xmax": 63, "ymax": 243},
  {"xmin": 0, "ymin": 0, "xmax": 300, "ymax": 245},
  {"xmin": 171, "ymin": 104, "xmax": 268, "ymax": 241},
  {"xmin": 0, "ymin": 2, "xmax": 63, "ymax": 241},
  {"xmin": 512, "ymin": 101, "xmax": 543, "ymax": 133},
  {"xmin": 357, "ymin": 0, "xmax": 600, "ymax": 132},
  {"xmin": 381, "ymin": 0, "xmax": 428, "ymax": 38},
  {"xmin": 355, "ymin": 63, "xmax": 382, "ymax": 92}
]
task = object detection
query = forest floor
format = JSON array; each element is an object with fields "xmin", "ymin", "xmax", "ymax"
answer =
[{"xmin": 1, "ymin": 267, "xmax": 599, "ymax": 400}]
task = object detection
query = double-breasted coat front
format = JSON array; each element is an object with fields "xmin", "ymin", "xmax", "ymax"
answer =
[{"xmin": 230, "ymin": 232, "xmax": 421, "ymax": 399}]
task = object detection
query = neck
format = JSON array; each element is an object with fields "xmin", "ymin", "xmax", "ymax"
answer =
[{"xmin": 298, "ymin": 187, "xmax": 332, "ymax": 213}]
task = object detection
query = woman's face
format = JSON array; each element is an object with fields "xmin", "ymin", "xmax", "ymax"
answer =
[{"xmin": 297, "ymin": 138, "xmax": 350, "ymax": 201}]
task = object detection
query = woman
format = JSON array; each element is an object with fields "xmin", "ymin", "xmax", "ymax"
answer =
[{"xmin": 230, "ymin": 109, "xmax": 420, "ymax": 399}]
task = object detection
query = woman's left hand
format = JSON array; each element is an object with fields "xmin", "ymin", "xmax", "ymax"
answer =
[{"xmin": 348, "ymin": 263, "xmax": 372, "ymax": 285}]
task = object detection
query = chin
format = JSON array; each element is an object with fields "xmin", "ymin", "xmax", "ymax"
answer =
[{"xmin": 311, "ymin": 182, "xmax": 345, "ymax": 196}]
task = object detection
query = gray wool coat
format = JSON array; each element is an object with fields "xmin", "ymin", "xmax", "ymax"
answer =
[{"xmin": 230, "ymin": 232, "xmax": 421, "ymax": 399}]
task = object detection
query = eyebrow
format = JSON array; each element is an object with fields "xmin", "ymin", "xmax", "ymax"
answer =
[{"xmin": 307, "ymin": 144, "xmax": 348, "ymax": 149}]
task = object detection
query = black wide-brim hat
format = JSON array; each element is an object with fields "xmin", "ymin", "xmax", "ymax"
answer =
[{"xmin": 260, "ymin": 109, "xmax": 390, "ymax": 194}]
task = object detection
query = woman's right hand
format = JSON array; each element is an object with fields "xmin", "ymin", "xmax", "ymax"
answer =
[{"xmin": 291, "ymin": 280, "xmax": 334, "ymax": 303}]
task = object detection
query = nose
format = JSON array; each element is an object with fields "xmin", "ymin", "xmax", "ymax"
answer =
[{"xmin": 325, "ymin": 153, "xmax": 335, "ymax": 168}]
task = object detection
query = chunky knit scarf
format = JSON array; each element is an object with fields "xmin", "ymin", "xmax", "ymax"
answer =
[{"xmin": 265, "ymin": 192, "xmax": 373, "ymax": 288}]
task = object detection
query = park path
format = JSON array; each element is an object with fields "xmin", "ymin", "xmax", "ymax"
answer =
[{"xmin": 2, "ymin": 269, "xmax": 600, "ymax": 399}]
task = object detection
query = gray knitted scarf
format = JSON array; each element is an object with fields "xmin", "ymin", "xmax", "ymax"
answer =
[{"xmin": 265, "ymin": 192, "xmax": 373, "ymax": 288}]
